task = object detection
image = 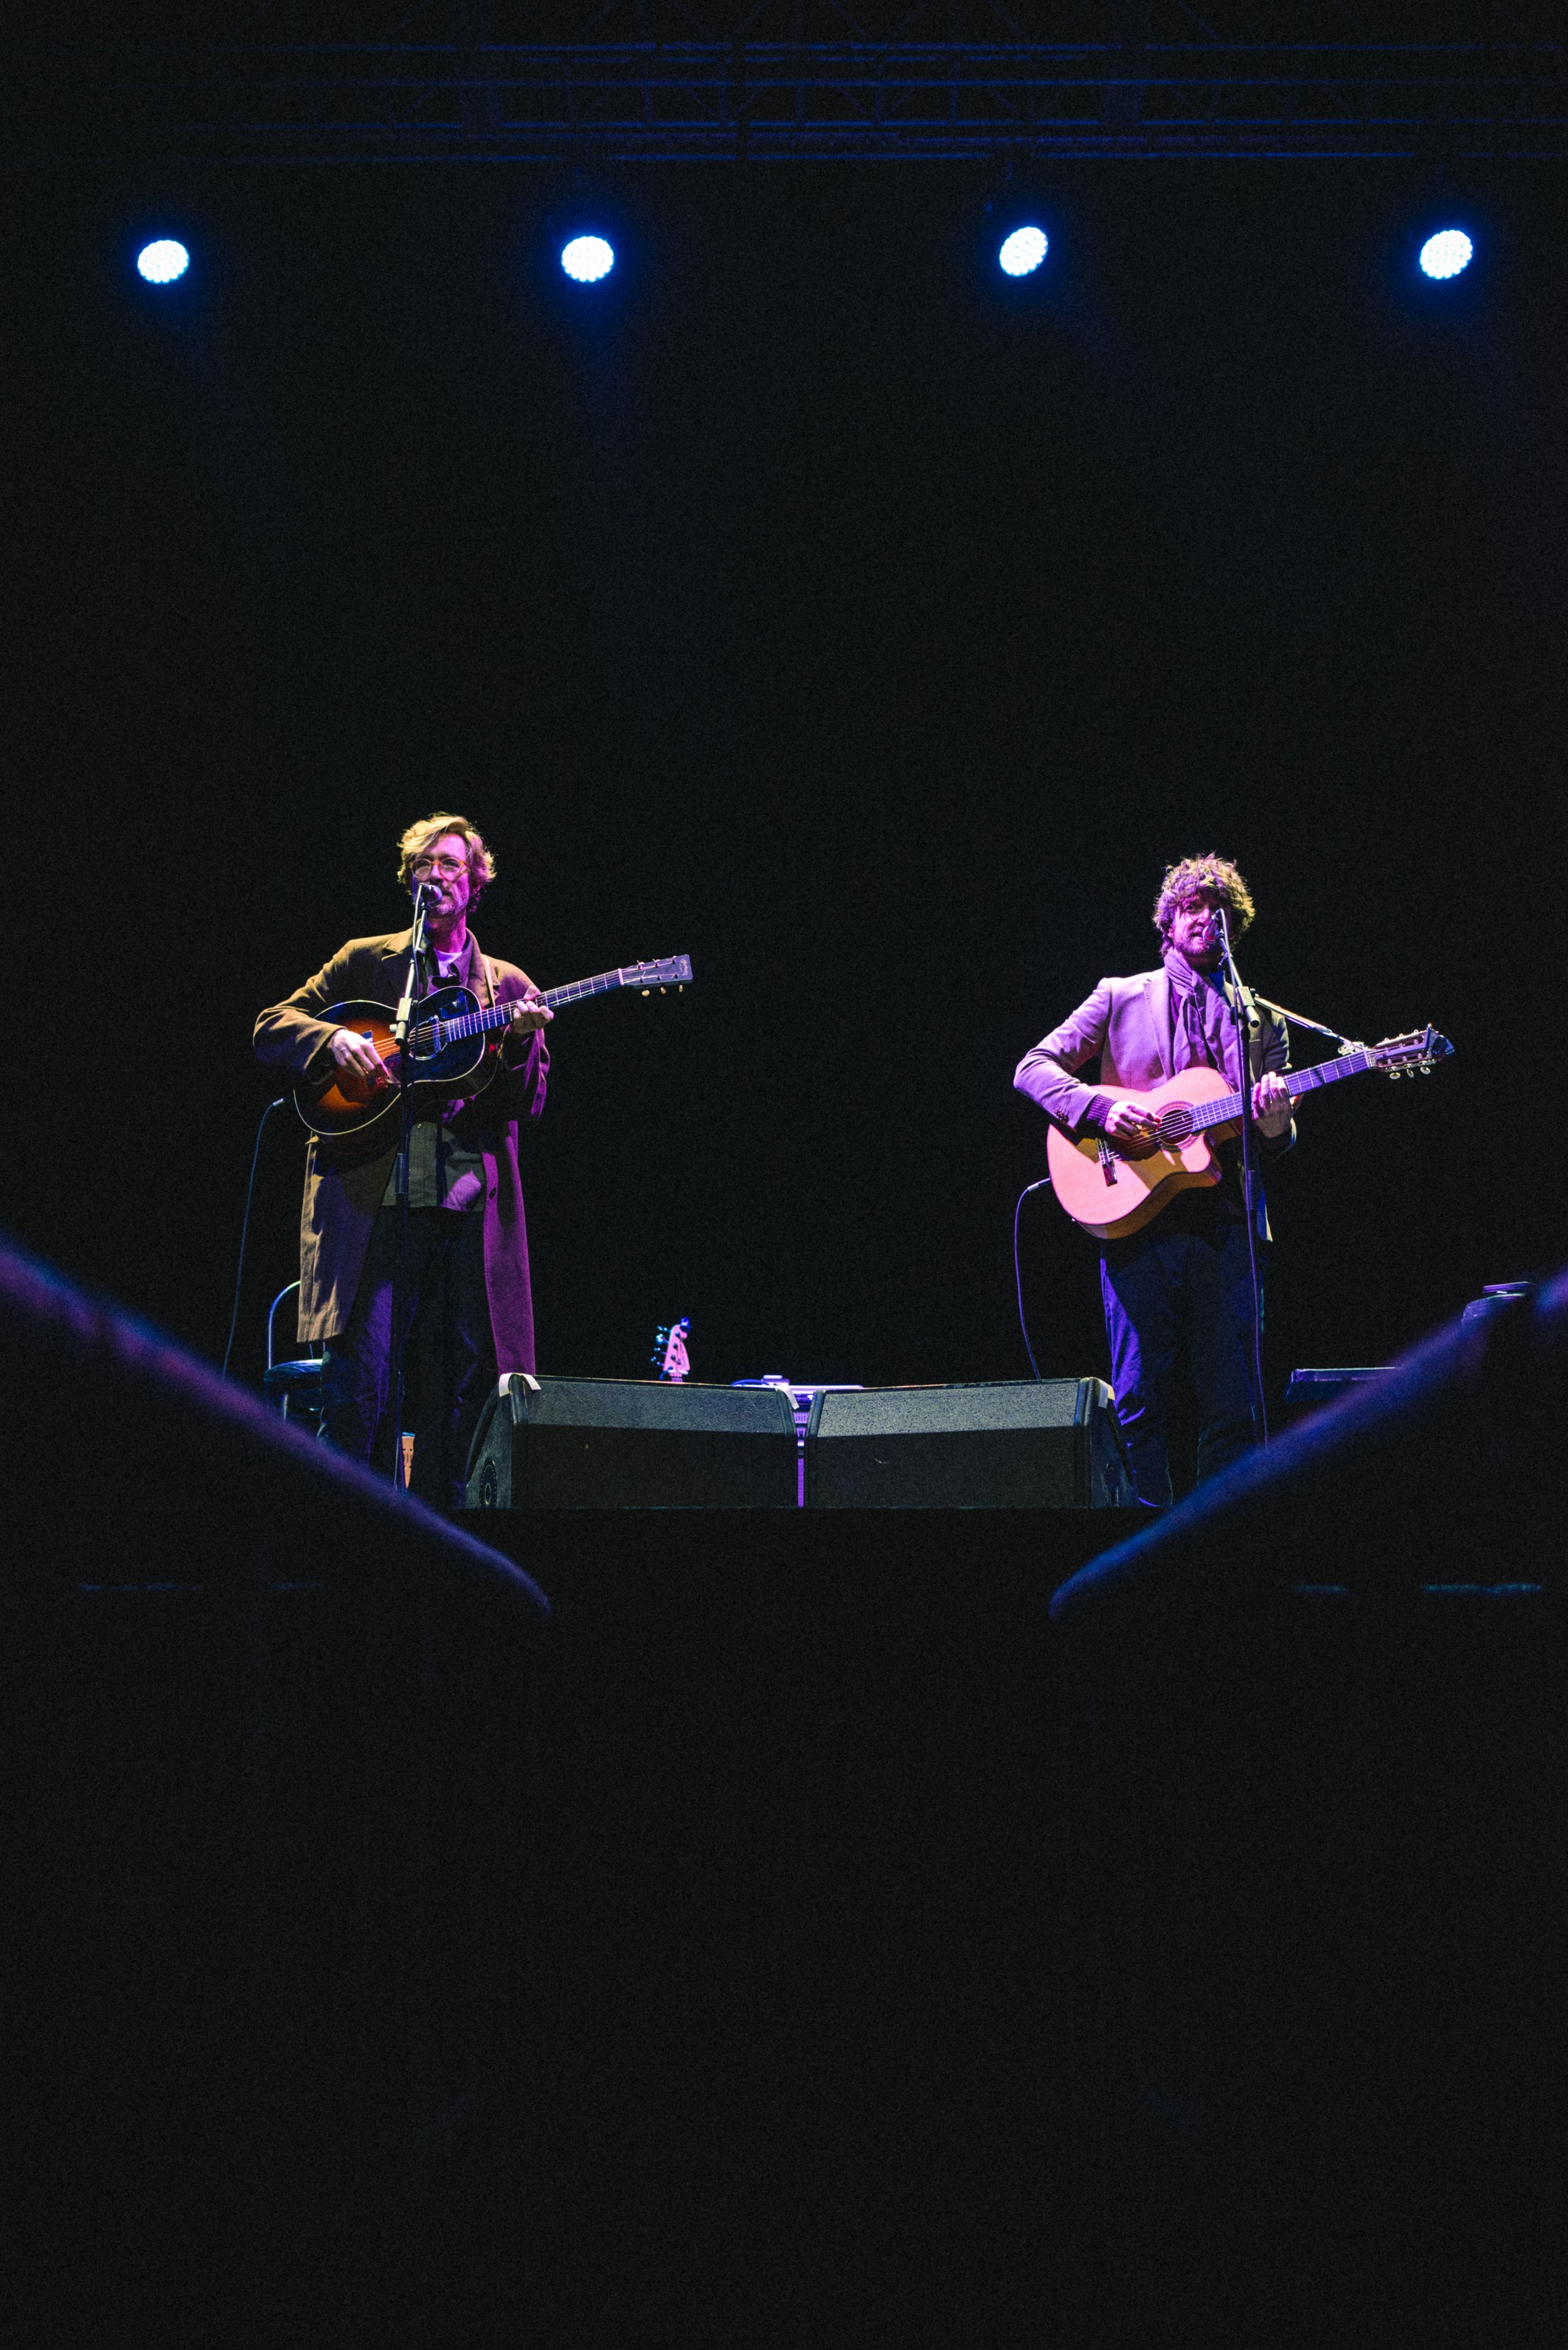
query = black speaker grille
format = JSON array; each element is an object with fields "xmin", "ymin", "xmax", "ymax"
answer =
[
  {"xmin": 469, "ymin": 1378, "xmax": 798, "ymax": 1508},
  {"xmin": 813, "ymin": 1382, "xmax": 1083, "ymax": 1438},
  {"xmin": 807, "ymin": 1380, "xmax": 1128, "ymax": 1509}
]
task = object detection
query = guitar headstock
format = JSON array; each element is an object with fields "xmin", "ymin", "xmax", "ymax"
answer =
[
  {"xmin": 652, "ymin": 1317, "xmax": 692, "ymax": 1383},
  {"xmin": 1367, "ymin": 1026, "xmax": 1454, "ymax": 1078},
  {"xmin": 632, "ymin": 955, "xmax": 693, "ymax": 990}
]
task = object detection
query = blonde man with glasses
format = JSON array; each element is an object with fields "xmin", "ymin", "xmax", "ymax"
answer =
[{"xmin": 255, "ymin": 812, "xmax": 552, "ymax": 1510}]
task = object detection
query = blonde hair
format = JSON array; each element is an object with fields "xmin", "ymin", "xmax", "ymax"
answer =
[
  {"xmin": 1153, "ymin": 853, "xmax": 1256, "ymax": 940},
  {"xmin": 395, "ymin": 812, "xmax": 497, "ymax": 905}
]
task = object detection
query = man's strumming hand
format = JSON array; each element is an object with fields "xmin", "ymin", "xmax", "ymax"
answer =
[
  {"xmin": 1102, "ymin": 1099, "xmax": 1160, "ymax": 1151},
  {"xmin": 329, "ymin": 1027, "xmax": 391, "ymax": 1087}
]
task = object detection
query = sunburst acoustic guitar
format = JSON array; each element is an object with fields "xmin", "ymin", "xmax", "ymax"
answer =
[
  {"xmin": 1046, "ymin": 1027, "xmax": 1453, "ymax": 1240},
  {"xmin": 294, "ymin": 954, "xmax": 693, "ymax": 1139}
]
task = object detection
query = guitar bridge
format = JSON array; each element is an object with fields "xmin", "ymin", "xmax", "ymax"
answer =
[{"xmin": 1096, "ymin": 1139, "xmax": 1118, "ymax": 1187}]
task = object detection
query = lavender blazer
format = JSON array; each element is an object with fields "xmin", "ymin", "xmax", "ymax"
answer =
[
  {"xmin": 254, "ymin": 928, "xmax": 548, "ymax": 1366},
  {"xmin": 1014, "ymin": 967, "xmax": 1292, "ymax": 1235}
]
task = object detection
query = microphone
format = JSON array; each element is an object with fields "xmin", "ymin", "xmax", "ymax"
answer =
[{"xmin": 408, "ymin": 876, "xmax": 437, "ymax": 965}]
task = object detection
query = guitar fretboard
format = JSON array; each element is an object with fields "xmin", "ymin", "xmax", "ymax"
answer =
[
  {"xmin": 541, "ymin": 965, "xmax": 656, "ymax": 1011},
  {"xmin": 1187, "ymin": 1050, "xmax": 1374, "ymax": 1133},
  {"xmin": 410, "ymin": 965, "xmax": 671, "ymax": 1053}
]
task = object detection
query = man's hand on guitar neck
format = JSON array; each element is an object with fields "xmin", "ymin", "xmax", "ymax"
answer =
[
  {"xmin": 1254, "ymin": 1073, "xmax": 1291, "ymax": 1138},
  {"xmin": 501, "ymin": 991, "xmax": 553, "ymax": 1064},
  {"xmin": 509, "ymin": 992, "xmax": 553, "ymax": 1035}
]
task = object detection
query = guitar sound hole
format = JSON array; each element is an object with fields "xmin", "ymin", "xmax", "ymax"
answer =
[{"xmin": 1159, "ymin": 1105, "xmax": 1194, "ymax": 1146}]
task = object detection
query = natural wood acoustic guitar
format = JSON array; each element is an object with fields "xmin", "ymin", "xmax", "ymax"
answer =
[{"xmin": 1046, "ymin": 1027, "xmax": 1453, "ymax": 1240}]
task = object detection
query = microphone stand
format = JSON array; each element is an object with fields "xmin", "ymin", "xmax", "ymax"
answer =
[
  {"xmin": 1252, "ymin": 992, "xmax": 1352, "ymax": 1051},
  {"xmin": 387, "ymin": 885, "xmax": 432, "ymax": 1490},
  {"xmin": 1215, "ymin": 907, "xmax": 1269, "ymax": 1448}
]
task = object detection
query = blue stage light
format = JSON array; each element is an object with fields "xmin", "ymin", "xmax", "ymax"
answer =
[
  {"xmin": 136, "ymin": 239, "xmax": 190, "ymax": 285},
  {"xmin": 561, "ymin": 235, "xmax": 615, "ymax": 284},
  {"xmin": 1419, "ymin": 229, "xmax": 1473, "ymax": 282},
  {"xmin": 999, "ymin": 225, "xmax": 1048, "ymax": 279}
]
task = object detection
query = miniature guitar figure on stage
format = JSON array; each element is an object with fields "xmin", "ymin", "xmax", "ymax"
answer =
[
  {"xmin": 254, "ymin": 813, "xmax": 553, "ymax": 1512},
  {"xmin": 1014, "ymin": 855, "xmax": 1294, "ymax": 1510}
]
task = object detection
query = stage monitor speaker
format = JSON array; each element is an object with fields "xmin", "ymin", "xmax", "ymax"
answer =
[
  {"xmin": 1283, "ymin": 1367, "xmax": 1392, "ymax": 1418},
  {"xmin": 804, "ymin": 1379, "xmax": 1134, "ymax": 1510},
  {"xmin": 465, "ymin": 1374, "xmax": 798, "ymax": 1509}
]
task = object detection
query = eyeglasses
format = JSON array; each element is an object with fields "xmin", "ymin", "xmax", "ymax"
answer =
[{"xmin": 412, "ymin": 853, "xmax": 467, "ymax": 878}]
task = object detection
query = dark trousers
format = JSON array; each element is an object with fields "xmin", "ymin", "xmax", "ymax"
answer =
[
  {"xmin": 320, "ymin": 1206, "xmax": 495, "ymax": 1513},
  {"xmin": 1099, "ymin": 1208, "xmax": 1261, "ymax": 1509}
]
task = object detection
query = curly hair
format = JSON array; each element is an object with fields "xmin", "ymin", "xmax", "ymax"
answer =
[
  {"xmin": 395, "ymin": 812, "xmax": 497, "ymax": 905},
  {"xmin": 1153, "ymin": 853, "xmax": 1256, "ymax": 940}
]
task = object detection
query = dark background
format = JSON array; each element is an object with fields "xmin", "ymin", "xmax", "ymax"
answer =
[{"xmin": 4, "ymin": 160, "xmax": 1562, "ymax": 1410}]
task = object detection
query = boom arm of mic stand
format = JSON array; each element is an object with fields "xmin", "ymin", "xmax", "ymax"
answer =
[{"xmin": 1251, "ymin": 991, "xmax": 1352, "ymax": 1049}]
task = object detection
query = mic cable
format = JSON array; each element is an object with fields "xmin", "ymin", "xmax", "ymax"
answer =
[
  {"xmin": 222, "ymin": 1095, "xmax": 289, "ymax": 1379},
  {"xmin": 1012, "ymin": 1176, "xmax": 1053, "ymax": 1381}
]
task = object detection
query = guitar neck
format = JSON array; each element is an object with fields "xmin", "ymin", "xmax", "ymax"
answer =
[
  {"xmin": 1189, "ymin": 1048, "xmax": 1375, "ymax": 1132},
  {"xmin": 541, "ymin": 965, "xmax": 653, "ymax": 1011},
  {"xmin": 436, "ymin": 966, "xmax": 647, "ymax": 1045}
]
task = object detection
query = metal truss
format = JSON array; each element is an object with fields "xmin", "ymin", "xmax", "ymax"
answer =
[{"xmin": 7, "ymin": 4, "xmax": 1565, "ymax": 162}]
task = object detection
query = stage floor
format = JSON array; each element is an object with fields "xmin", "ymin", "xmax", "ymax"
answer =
[{"xmin": 461, "ymin": 1501, "xmax": 1145, "ymax": 1586}]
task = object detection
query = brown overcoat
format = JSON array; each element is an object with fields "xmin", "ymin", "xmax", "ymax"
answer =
[{"xmin": 253, "ymin": 928, "xmax": 548, "ymax": 1365}]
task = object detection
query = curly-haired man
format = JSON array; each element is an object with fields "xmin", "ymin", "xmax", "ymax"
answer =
[
  {"xmin": 1014, "ymin": 854, "xmax": 1295, "ymax": 1507},
  {"xmin": 255, "ymin": 813, "xmax": 553, "ymax": 1510}
]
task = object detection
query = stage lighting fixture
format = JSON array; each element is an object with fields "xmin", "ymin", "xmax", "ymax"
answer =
[
  {"xmin": 561, "ymin": 235, "xmax": 615, "ymax": 284},
  {"xmin": 1419, "ymin": 229, "xmax": 1473, "ymax": 282},
  {"xmin": 136, "ymin": 239, "xmax": 190, "ymax": 285},
  {"xmin": 999, "ymin": 226, "xmax": 1048, "ymax": 278}
]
